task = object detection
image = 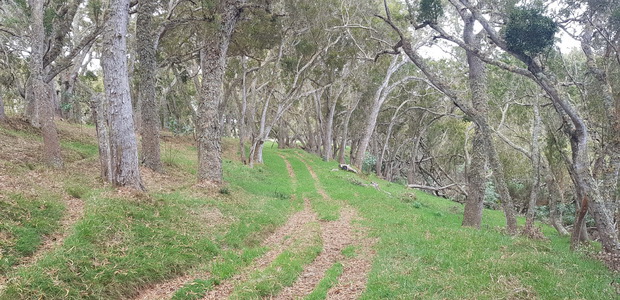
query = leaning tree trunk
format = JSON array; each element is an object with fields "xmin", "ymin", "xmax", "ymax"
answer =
[
  {"xmin": 196, "ymin": 1, "xmax": 245, "ymax": 183},
  {"xmin": 533, "ymin": 72, "xmax": 619, "ymax": 253},
  {"xmin": 352, "ymin": 55, "xmax": 404, "ymax": 170},
  {"xmin": 29, "ymin": 0, "xmax": 63, "ymax": 168},
  {"xmin": 397, "ymin": 33, "xmax": 518, "ymax": 234},
  {"xmin": 582, "ymin": 25, "xmax": 620, "ymax": 229},
  {"xmin": 101, "ymin": 0, "xmax": 144, "ymax": 190},
  {"xmin": 137, "ymin": 0, "xmax": 162, "ymax": 172}
]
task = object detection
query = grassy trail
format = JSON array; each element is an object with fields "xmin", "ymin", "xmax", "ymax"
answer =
[{"xmin": 1, "ymin": 121, "xmax": 618, "ymax": 299}]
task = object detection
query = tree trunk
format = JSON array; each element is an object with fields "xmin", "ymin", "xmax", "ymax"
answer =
[
  {"xmin": 196, "ymin": 1, "xmax": 244, "ymax": 183},
  {"xmin": 581, "ymin": 24, "xmax": 620, "ymax": 233},
  {"xmin": 399, "ymin": 32, "xmax": 517, "ymax": 234},
  {"xmin": 337, "ymin": 94, "xmax": 361, "ymax": 164},
  {"xmin": 528, "ymin": 69, "xmax": 619, "ymax": 253},
  {"xmin": 29, "ymin": 0, "xmax": 63, "ymax": 168},
  {"xmin": 352, "ymin": 55, "xmax": 404, "ymax": 169},
  {"xmin": 546, "ymin": 171, "xmax": 569, "ymax": 236},
  {"xmin": 461, "ymin": 14, "xmax": 498, "ymax": 229},
  {"xmin": 524, "ymin": 100, "xmax": 542, "ymax": 234},
  {"xmin": 323, "ymin": 92, "xmax": 338, "ymax": 161},
  {"xmin": 463, "ymin": 131, "xmax": 486, "ymax": 228},
  {"xmin": 0, "ymin": 93, "xmax": 5, "ymax": 121},
  {"xmin": 137, "ymin": 0, "xmax": 162, "ymax": 172},
  {"xmin": 101, "ymin": 0, "xmax": 144, "ymax": 190},
  {"xmin": 92, "ymin": 94, "xmax": 112, "ymax": 182}
]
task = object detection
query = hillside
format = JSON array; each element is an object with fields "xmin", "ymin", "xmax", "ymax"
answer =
[{"xmin": 0, "ymin": 119, "xmax": 618, "ymax": 299}]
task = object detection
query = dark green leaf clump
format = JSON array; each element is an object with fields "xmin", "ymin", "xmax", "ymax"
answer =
[
  {"xmin": 418, "ymin": 0, "xmax": 443, "ymax": 24},
  {"xmin": 503, "ymin": 7, "xmax": 558, "ymax": 57}
]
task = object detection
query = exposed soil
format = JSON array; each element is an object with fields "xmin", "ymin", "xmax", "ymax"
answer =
[
  {"xmin": 293, "ymin": 155, "xmax": 376, "ymax": 299},
  {"xmin": 202, "ymin": 198, "xmax": 318, "ymax": 299},
  {"xmin": 326, "ymin": 226, "xmax": 376, "ymax": 300},
  {"xmin": 275, "ymin": 207, "xmax": 356, "ymax": 299},
  {"xmin": 133, "ymin": 274, "xmax": 197, "ymax": 300}
]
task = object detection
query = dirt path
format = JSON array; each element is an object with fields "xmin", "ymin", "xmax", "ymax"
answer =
[
  {"xmin": 203, "ymin": 198, "xmax": 317, "ymax": 299},
  {"xmin": 279, "ymin": 154, "xmax": 376, "ymax": 300},
  {"xmin": 136, "ymin": 153, "xmax": 376, "ymax": 300},
  {"xmin": 275, "ymin": 207, "xmax": 355, "ymax": 299}
]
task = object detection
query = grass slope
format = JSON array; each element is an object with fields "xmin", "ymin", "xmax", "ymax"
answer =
[
  {"xmin": 0, "ymin": 120, "xmax": 618, "ymax": 299},
  {"xmin": 292, "ymin": 150, "xmax": 619, "ymax": 299}
]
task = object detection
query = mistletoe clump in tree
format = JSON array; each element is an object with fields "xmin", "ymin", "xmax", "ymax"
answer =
[{"xmin": 503, "ymin": 7, "xmax": 558, "ymax": 58}]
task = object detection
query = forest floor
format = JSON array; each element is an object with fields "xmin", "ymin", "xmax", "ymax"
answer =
[{"xmin": 0, "ymin": 118, "xmax": 619, "ymax": 299}]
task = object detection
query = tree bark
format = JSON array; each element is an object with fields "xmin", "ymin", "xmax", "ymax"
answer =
[
  {"xmin": 0, "ymin": 93, "xmax": 5, "ymax": 121},
  {"xmin": 137, "ymin": 0, "xmax": 162, "ymax": 172},
  {"xmin": 101, "ymin": 0, "xmax": 144, "ymax": 190},
  {"xmin": 29, "ymin": 0, "xmax": 63, "ymax": 168},
  {"xmin": 196, "ymin": 1, "xmax": 245, "ymax": 183},
  {"xmin": 377, "ymin": 100, "xmax": 410, "ymax": 178},
  {"xmin": 439, "ymin": 0, "xmax": 619, "ymax": 252},
  {"xmin": 92, "ymin": 94, "xmax": 112, "ymax": 182},
  {"xmin": 322, "ymin": 90, "xmax": 338, "ymax": 161},
  {"xmin": 352, "ymin": 55, "xmax": 405, "ymax": 170},
  {"xmin": 337, "ymin": 93, "xmax": 361, "ymax": 164},
  {"xmin": 463, "ymin": 131, "xmax": 486, "ymax": 228},
  {"xmin": 524, "ymin": 100, "xmax": 542, "ymax": 234},
  {"xmin": 392, "ymin": 27, "xmax": 518, "ymax": 233},
  {"xmin": 461, "ymin": 14, "xmax": 488, "ymax": 228}
]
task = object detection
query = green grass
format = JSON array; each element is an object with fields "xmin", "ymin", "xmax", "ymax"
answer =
[
  {"xmin": 0, "ymin": 193, "xmax": 64, "ymax": 273},
  {"xmin": 304, "ymin": 262, "xmax": 343, "ymax": 300},
  {"xmin": 2, "ymin": 124, "xmax": 618, "ymax": 300},
  {"xmin": 1, "ymin": 133, "xmax": 299, "ymax": 299},
  {"xmin": 171, "ymin": 279, "xmax": 215, "ymax": 300},
  {"xmin": 61, "ymin": 141, "xmax": 99, "ymax": 159},
  {"xmin": 229, "ymin": 221, "xmax": 323, "ymax": 299},
  {"xmin": 285, "ymin": 153, "xmax": 340, "ymax": 221},
  {"xmin": 288, "ymin": 149, "xmax": 619, "ymax": 299}
]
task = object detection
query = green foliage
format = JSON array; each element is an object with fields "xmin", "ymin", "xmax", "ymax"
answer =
[
  {"xmin": 230, "ymin": 9, "xmax": 282, "ymax": 56},
  {"xmin": 417, "ymin": 0, "xmax": 443, "ymax": 24},
  {"xmin": 503, "ymin": 7, "xmax": 558, "ymax": 57},
  {"xmin": 484, "ymin": 180, "xmax": 500, "ymax": 209},
  {"xmin": 166, "ymin": 118, "xmax": 194, "ymax": 135},
  {"xmin": 362, "ymin": 152, "xmax": 377, "ymax": 173},
  {"xmin": 86, "ymin": 0, "xmax": 103, "ymax": 23},
  {"xmin": 610, "ymin": 8, "xmax": 620, "ymax": 34}
]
